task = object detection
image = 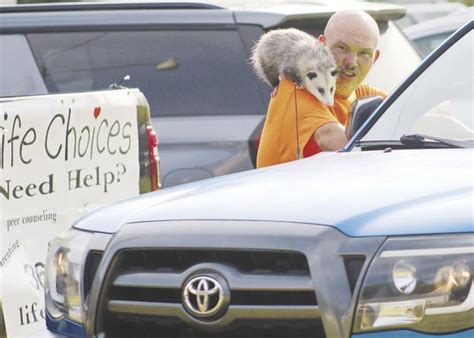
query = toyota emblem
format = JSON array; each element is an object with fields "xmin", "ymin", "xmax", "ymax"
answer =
[{"xmin": 182, "ymin": 274, "xmax": 230, "ymax": 319}]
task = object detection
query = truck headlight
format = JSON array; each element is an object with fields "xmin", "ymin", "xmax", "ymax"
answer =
[
  {"xmin": 45, "ymin": 228, "xmax": 92, "ymax": 324},
  {"xmin": 354, "ymin": 235, "xmax": 474, "ymax": 334}
]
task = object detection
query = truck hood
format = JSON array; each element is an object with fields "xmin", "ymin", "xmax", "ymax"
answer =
[{"xmin": 74, "ymin": 149, "xmax": 474, "ymax": 237}]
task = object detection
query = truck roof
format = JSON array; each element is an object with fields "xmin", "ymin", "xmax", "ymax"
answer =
[{"xmin": 0, "ymin": 0, "xmax": 406, "ymax": 30}]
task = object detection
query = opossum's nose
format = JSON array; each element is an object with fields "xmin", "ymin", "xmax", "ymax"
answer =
[
  {"xmin": 318, "ymin": 88, "xmax": 325, "ymax": 95},
  {"xmin": 324, "ymin": 93, "xmax": 334, "ymax": 107}
]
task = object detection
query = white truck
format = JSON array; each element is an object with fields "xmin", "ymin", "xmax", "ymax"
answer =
[{"xmin": 0, "ymin": 89, "xmax": 160, "ymax": 338}]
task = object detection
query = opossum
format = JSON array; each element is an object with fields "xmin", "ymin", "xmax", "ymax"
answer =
[{"xmin": 250, "ymin": 28, "xmax": 338, "ymax": 106}]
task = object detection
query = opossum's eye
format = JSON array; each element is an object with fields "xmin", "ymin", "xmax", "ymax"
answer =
[
  {"xmin": 318, "ymin": 88, "xmax": 325, "ymax": 95},
  {"xmin": 307, "ymin": 72, "xmax": 317, "ymax": 80},
  {"xmin": 331, "ymin": 69, "xmax": 339, "ymax": 77},
  {"xmin": 330, "ymin": 87, "xmax": 334, "ymax": 93}
]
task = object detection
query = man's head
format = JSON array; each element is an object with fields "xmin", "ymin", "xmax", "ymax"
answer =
[{"xmin": 319, "ymin": 9, "xmax": 380, "ymax": 98}]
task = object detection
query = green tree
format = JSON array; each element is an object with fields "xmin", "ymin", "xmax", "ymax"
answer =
[{"xmin": 454, "ymin": 0, "xmax": 473, "ymax": 6}]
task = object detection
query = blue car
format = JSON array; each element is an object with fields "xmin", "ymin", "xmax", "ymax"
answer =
[{"xmin": 40, "ymin": 20, "xmax": 473, "ymax": 338}]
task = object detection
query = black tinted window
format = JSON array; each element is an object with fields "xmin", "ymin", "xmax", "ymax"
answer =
[
  {"xmin": 413, "ymin": 32, "xmax": 453, "ymax": 57},
  {"xmin": 28, "ymin": 30, "xmax": 265, "ymax": 116},
  {"xmin": 0, "ymin": 34, "xmax": 48, "ymax": 97}
]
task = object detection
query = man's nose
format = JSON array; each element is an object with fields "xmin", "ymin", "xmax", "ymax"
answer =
[{"xmin": 343, "ymin": 52, "xmax": 357, "ymax": 66}]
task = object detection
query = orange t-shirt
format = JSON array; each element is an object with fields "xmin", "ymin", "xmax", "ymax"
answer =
[{"xmin": 256, "ymin": 79, "xmax": 387, "ymax": 168}]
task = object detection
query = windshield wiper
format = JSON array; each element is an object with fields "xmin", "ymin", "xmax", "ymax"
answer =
[
  {"xmin": 356, "ymin": 134, "xmax": 473, "ymax": 150},
  {"xmin": 400, "ymin": 133, "xmax": 468, "ymax": 148}
]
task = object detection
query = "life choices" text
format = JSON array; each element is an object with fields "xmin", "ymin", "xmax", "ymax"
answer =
[{"xmin": 1, "ymin": 107, "xmax": 132, "ymax": 169}]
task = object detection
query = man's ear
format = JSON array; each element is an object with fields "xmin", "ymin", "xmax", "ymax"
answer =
[
  {"xmin": 318, "ymin": 35, "xmax": 326, "ymax": 44},
  {"xmin": 374, "ymin": 49, "xmax": 380, "ymax": 63}
]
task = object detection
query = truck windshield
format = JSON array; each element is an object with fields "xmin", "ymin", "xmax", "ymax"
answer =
[{"xmin": 361, "ymin": 28, "xmax": 473, "ymax": 146}]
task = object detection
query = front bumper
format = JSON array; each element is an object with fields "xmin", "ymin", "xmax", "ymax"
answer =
[{"xmin": 27, "ymin": 326, "xmax": 68, "ymax": 338}]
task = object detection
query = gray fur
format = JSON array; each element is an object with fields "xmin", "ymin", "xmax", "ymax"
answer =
[{"xmin": 250, "ymin": 28, "xmax": 338, "ymax": 105}]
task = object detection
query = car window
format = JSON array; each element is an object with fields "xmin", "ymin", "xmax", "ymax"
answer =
[
  {"xmin": 0, "ymin": 34, "xmax": 48, "ymax": 97},
  {"xmin": 362, "ymin": 29, "xmax": 473, "ymax": 142},
  {"xmin": 395, "ymin": 15, "xmax": 416, "ymax": 29},
  {"xmin": 413, "ymin": 32, "xmax": 453, "ymax": 57},
  {"xmin": 27, "ymin": 30, "xmax": 266, "ymax": 117}
]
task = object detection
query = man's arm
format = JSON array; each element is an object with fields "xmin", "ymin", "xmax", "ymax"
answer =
[
  {"xmin": 313, "ymin": 122, "xmax": 349, "ymax": 151},
  {"xmin": 314, "ymin": 84, "xmax": 387, "ymax": 151}
]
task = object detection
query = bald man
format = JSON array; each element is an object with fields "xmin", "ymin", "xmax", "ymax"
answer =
[{"xmin": 257, "ymin": 9, "xmax": 388, "ymax": 168}]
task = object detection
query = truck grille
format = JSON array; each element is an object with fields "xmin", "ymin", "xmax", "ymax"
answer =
[
  {"xmin": 100, "ymin": 249, "xmax": 325, "ymax": 338},
  {"xmin": 117, "ymin": 249, "xmax": 311, "ymax": 274}
]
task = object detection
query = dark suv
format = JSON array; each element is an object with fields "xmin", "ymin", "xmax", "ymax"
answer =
[{"xmin": 0, "ymin": 0, "xmax": 420, "ymax": 188}]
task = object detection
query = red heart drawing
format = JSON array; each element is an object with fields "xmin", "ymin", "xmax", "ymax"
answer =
[{"xmin": 93, "ymin": 107, "xmax": 101, "ymax": 119}]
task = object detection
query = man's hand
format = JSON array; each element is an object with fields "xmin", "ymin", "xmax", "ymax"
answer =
[{"xmin": 314, "ymin": 122, "xmax": 348, "ymax": 151}]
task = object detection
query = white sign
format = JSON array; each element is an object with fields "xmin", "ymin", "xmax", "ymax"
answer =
[{"xmin": 0, "ymin": 89, "xmax": 144, "ymax": 337}]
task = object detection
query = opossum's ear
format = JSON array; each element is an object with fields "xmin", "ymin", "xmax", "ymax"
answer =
[
  {"xmin": 307, "ymin": 71, "xmax": 317, "ymax": 80},
  {"xmin": 331, "ymin": 69, "xmax": 339, "ymax": 77}
]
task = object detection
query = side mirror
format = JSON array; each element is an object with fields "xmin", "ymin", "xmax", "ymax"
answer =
[{"xmin": 349, "ymin": 96, "xmax": 384, "ymax": 138}]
